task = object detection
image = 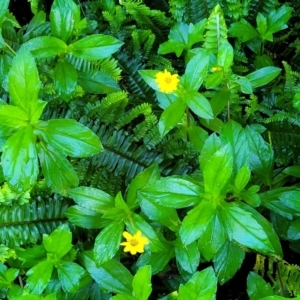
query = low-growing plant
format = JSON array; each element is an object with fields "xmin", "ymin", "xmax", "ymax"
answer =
[{"xmin": 1, "ymin": 0, "xmax": 300, "ymax": 299}]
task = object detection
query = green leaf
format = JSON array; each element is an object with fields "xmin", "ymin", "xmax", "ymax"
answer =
[
  {"xmin": 35, "ymin": 119, "xmax": 103, "ymax": 158},
  {"xmin": 0, "ymin": 105, "xmax": 29, "ymax": 128},
  {"xmin": 287, "ymin": 218, "xmax": 300, "ymax": 241},
  {"xmin": 245, "ymin": 126, "xmax": 273, "ymax": 185},
  {"xmin": 158, "ymin": 98, "xmax": 186, "ymax": 136},
  {"xmin": 186, "ymin": 91, "xmax": 214, "ymax": 119},
  {"xmin": 94, "ymin": 221, "xmax": 124, "ymax": 265},
  {"xmin": 82, "ymin": 252, "xmax": 133, "ymax": 294},
  {"xmin": 218, "ymin": 42, "xmax": 233, "ymax": 69},
  {"xmin": 178, "ymin": 267, "xmax": 217, "ymax": 300},
  {"xmin": 69, "ymin": 34, "xmax": 123, "ymax": 60},
  {"xmin": 235, "ymin": 165, "xmax": 251, "ymax": 192},
  {"xmin": 181, "ymin": 49, "xmax": 210, "ymax": 91},
  {"xmin": 8, "ymin": 47, "xmax": 40, "ymax": 115},
  {"xmin": 210, "ymin": 90, "xmax": 230, "ymax": 116},
  {"xmin": 246, "ymin": 66, "xmax": 281, "ymax": 88},
  {"xmin": 54, "ymin": 59, "xmax": 78, "ymax": 101},
  {"xmin": 205, "ymin": 72, "xmax": 224, "ymax": 89},
  {"xmin": 43, "ymin": 225, "xmax": 72, "ymax": 260},
  {"xmin": 229, "ymin": 19, "xmax": 259, "ymax": 42},
  {"xmin": 132, "ymin": 265, "xmax": 152, "ymax": 300},
  {"xmin": 30, "ymin": 100, "xmax": 47, "ymax": 123},
  {"xmin": 186, "ymin": 125, "xmax": 208, "ymax": 151},
  {"xmin": 127, "ymin": 164, "xmax": 160, "ymax": 210},
  {"xmin": 64, "ymin": 205, "xmax": 106, "ymax": 229},
  {"xmin": 175, "ymin": 239, "xmax": 200, "ymax": 274},
  {"xmin": 198, "ymin": 213, "xmax": 227, "ymax": 261},
  {"xmin": 213, "ymin": 240, "xmax": 245, "ymax": 284},
  {"xmin": 26, "ymin": 260, "xmax": 54, "ymax": 294},
  {"xmin": 0, "ymin": 0, "xmax": 9, "ymax": 22},
  {"xmin": 50, "ymin": 0, "xmax": 79, "ymax": 42},
  {"xmin": 78, "ymin": 71, "xmax": 121, "ymax": 94},
  {"xmin": 37, "ymin": 141, "xmax": 79, "ymax": 194},
  {"xmin": 57, "ymin": 261, "xmax": 86, "ymax": 293},
  {"xmin": 136, "ymin": 249, "xmax": 174, "ymax": 275},
  {"xmin": 267, "ymin": 5, "xmax": 293, "ymax": 34},
  {"xmin": 203, "ymin": 144, "xmax": 233, "ymax": 198},
  {"xmin": 24, "ymin": 36, "xmax": 67, "ymax": 59},
  {"xmin": 239, "ymin": 189, "xmax": 261, "ymax": 207},
  {"xmin": 247, "ymin": 272, "xmax": 274, "ymax": 300},
  {"xmin": 140, "ymin": 177, "xmax": 203, "ymax": 209},
  {"xmin": 232, "ymin": 75, "xmax": 253, "ymax": 94},
  {"xmin": 2, "ymin": 126, "xmax": 38, "ymax": 192},
  {"xmin": 256, "ymin": 13, "xmax": 272, "ymax": 41},
  {"xmin": 158, "ymin": 41, "xmax": 186, "ymax": 57},
  {"xmin": 180, "ymin": 201, "xmax": 217, "ymax": 245},
  {"xmin": 139, "ymin": 193, "xmax": 180, "ymax": 231},
  {"xmin": 218, "ymin": 203, "xmax": 275, "ymax": 255},
  {"xmin": 221, "ymin": 120, "xmax": 250, "ymax": 177},
  {"xmin": 68, "ymin": 186, "xmax": 114, "ymax": 214}
]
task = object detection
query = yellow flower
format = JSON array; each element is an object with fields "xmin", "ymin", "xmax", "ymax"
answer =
[
  {"xmin": 120, "ymin": 231, "xmax": 149, "ymax": 255},
  {"xmin": 155, "ymin": 69, "xmax": 179, "ymax": 93},
  {"xmin": 211, "ymin": 66, "xmax": 223, "ymax": 72}
]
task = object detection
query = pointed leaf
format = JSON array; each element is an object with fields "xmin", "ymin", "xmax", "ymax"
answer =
[
  {"xmin": 69, "ymin": 34, "xmax": 123, "ymax": 60},
  {"xmin": 94, "ymin": 221, "xmax": 124, "ymax": 265},
  {"xmin": 247, "ymin": 272, "xmax": 274, "ymax": 300},
  {"xmin": 246, "ymin": 66, "xmax": 281, "ymax": 88},
  {"xmin": 2, "ymin": 126, "xmax": 38, "ymax": 192},
  {"xmin": 186, "ymin": 91, "xmax": 213, "ymax": 119},
  {"xmin": 0, "ymin": 105, "xmax": 29, "ymax": 128},
  {"xmin": 8, "ymin": 47, "xmax": 40, "ymax": 114},
  {"xmin": 132, "ymin": 265, "xmax": 152, "ymax": 300},
  {"xmin": 35, "ymin": 119, "xmax": 103, "ymax": 158}
]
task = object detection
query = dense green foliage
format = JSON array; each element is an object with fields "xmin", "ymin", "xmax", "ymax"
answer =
[{"xmin": 1, "ymin": 0, "xmax": 300, "ymax": 299}]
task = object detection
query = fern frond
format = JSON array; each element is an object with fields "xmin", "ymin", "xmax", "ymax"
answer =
[
  {"xmin": 204, "ymin": 4, "xmax": 228, "ymax": 54},
  {"xmin": 0, "ymin": 196, "xmax": 68, "ymax": 247},
  {"xmin": 248, "ymin": 0, "xmax": 279, "ymax": 22}
]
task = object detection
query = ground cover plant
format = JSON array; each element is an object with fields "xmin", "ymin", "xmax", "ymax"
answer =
[{"xmin": 1, "ymin": 0, "xmax": 300, "ymax": 299}]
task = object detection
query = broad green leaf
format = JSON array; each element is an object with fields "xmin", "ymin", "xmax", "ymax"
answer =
[
  {"xmin": 8, "ymin": 47, "xmax": 40, "ymax": 115},
  {"xmin": 267, "ymin": 5, "xmax": 293, "ymax": 34},
  {"xmin": 50, "ymin": 0, "xmax": 80, "ymax": 42},
  {"xmin": 0, "ymin": 105, "xmax": 28, "ymax": 128},
  {"xmin": 2, "ymin": 126, "xmax": 38, "ymax": 192},
  {"xmin": 218, "ymin": 203, "xmax": 276, "ymax": 255},
  {"xmin": 178, "ymin": 267, "xmax": 217, "ymax": 300},
  {"xmin": 136, "ymin": 249, "xmax": 174, "ymax": 275},
  {"xmin": 54, "ymin": 59, "xmax": 78, "ymax": 101},
  {"xmin": 203, "ymin": 144, "xmax": 233, "ymax": 198},
  {"xmin": 245, "ymin": 126, "xmax": 273, "ymax": 185},
  {"xmin": 158, "ymin": 41, "xmax": 186, "ymax": 57},
  {"xmin": 181, "ymin": 49, "xmax": 210, "ymax": 91},
  {"xmin": 229, "ymin": 19, "xmax": 259, "ymax": 42},
  {"xmin": 0, "ymin": 0, "xmax": 9, "ymax": 22},
  {"xmin": 235, "ymin": 165, "xmax": 251, "ymax": 191},
  {"xmin": 24, "ymin": 36, "xmax": 67, "ymax": 59},
  {"xmin": 139, "ymin": 193, "xmax": 180, "ymax": 231},
  {"xmin": 69, "ymin": 34, "xmax": 123, "ymax": 60},
  {"xmin": 43, "ymin": 225, "xmax": 72, "ymax": 260},
  {"xmin": 283, "ymin": 165, "xmax": 300, "ymax": 178},
  {"xmin": 247, "ymin": 272, "xmax": 274, "ymax": 300},
  {"xmin": 132, "ymin": 265, "xmax": 152, "ymax": 300},
  {"xmin": 287, "ymin": 218, "xmax": 300, "ymax": 241},
  {"xmin": 68, "ymin": 186, "xmax": 114, "ymax": 214},
  {"xmin": 205, "ymin": 71, "xmax": 224, "ymax": 89},
  {"xmin": 260, "ymin": 188, "xmax": 300, "ymax": 219},
  {"xmin": 218, "ymin": 42, "xmax": 233, "ymax": 69},
  {"xmin": 37, "ymin": 142, "xmax": 79, "ymax": 194},
  {"xmin": 221, "ymin": 120, "xmax": 249, "ymax": 177},
  {"xmin": 198, "ymin": 213, "xmax": 227, "ymax": 261},
  {"xmin": 200, "ymin": 133, "xmax": 222, "ymax": 171},
  {"xmin": 232, "ymin": 75, "xmax": 253, "ymax": 94},
  {"xmin": 26, "ymin": 260, "xmax": 54, "ymax": 294},
  {"xmin": 81, "ymin": 251, "xmax": 133, "ymax": 294},
  {"xmin": 64, "ymin": 205, "xmax": 107, "ymax": 229},
  {"xmin": 140, "ymin": 177, "xmax": 203, "ymax": 209},
  {"xmin": 30, "ymin": 100, "xmax": 47, "ymax": 123},
  {"xmin": 127, "ymin": 164, "xmax": 160, "ymax": 209},
  {"xmin": 246, "ymin": 66, "xmax": 281, "ymax": 88},
  {"xmin": 139, "ymin": 70, "xmax": 162, "ymax": 92},
  {"xmin": 35, "ymin": 119, "xmax": 103, "ymax": 157},
  {"xmin": 57, "ymin": 261, "xmax": 86, "ymax": 293},
  {"xmin": 16, "ymin": 245, "xmax": 47, "ymax": 268},
  {"xmin": 78, "ymin": 71, "xmax": 121, "ymax": 94},
  {"xmin": 158, "ymin": 98, "xmax": 186, "ymax": 136},
  {"xmin": 239, "ymin": 189, "xmax": 261, "ymax": 207},
  {"xmin": 186, "ymin": 91, "xmax": 214, "ymax": 119},
  {"xmin": 213, "ymin": 240, "xmax": 245, "ymax": 284},
  {"xmin": 180, "ymin": 201, "xmax": 217, "ymax": 245},
  {"xmin": 186, "ymin": 125, "xmax": 208, "ymax": 151},
  {"xmin": 256, "ymin": 13, "xmax": 272, "ymax": 41},
  {"xmin": 175, "ymin": 239, "xmax": 200, "ymax": 274},
  {"xmin": 94, "ymin": 221, "xmax": 124, "ymax": 265},
  {"xmin": 210, "ymin": 90, "xmax": 230, "ymax": 116}
]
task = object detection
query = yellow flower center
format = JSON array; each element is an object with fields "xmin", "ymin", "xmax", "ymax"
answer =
[
  {"xmin": 130, "ymin": 238, "xmax": 138, "ymax": 247},
  {"xmin": 155, "ymin": 69, "xmax": 179, "ymax": 93}
]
